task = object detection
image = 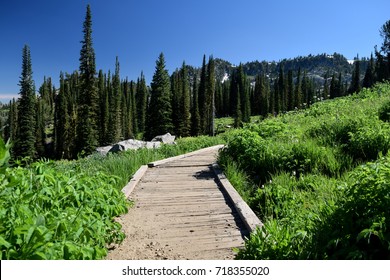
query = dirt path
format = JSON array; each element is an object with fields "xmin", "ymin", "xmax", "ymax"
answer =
[{"xmin": 106, "ymin": 146, "xmax": 249, "ymax": 260}]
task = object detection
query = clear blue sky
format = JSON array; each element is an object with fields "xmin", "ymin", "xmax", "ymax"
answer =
[{"xmin": 0, "ymin": 0, "xmax": 389, "ymax": 102}]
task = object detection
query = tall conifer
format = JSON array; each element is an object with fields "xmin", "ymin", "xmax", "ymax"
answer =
[
  {"xmin": 14, "ymin": 45, "xmax": 36, "ymax": 159},
  {"xmin": 294, "ymin": 68, "xmax": 302, "ymax": 109},
  {"xmin": 179, "ymin": 62, "xmax": 191, "ymax": 137},
  {"xmin": 287, "ymin": 70, "xmax": 294, "ymax": 111},
  {"xmin": 136, "ymin": 72, "xmax": 148, "ymax": 135},
  {"xmin": 191, "ymin": 73, "xmax": 201, "ymax": 136},
  {"xmin": 363, "ymin": 53, "xmax": 375, "ymax": 88},
  {"xmin": 198, "ymin": 55, "xmax": 207, "ymax": 134},
  {"xmin": 76, "ymin": 4, "xmax": 99, "ymax": 155},
  {"xmin": 349, "ymin": 55, "xmax": 361, "ymax": 94},
  {"xmin": 5, "ymin": 99, "xmax": 18, "ymax": 146},
  {"xmin": 145, "ymin": 53, "xmax": 172, "ymax": 140},
  {"xmin": 205, "ymin": 56, "xmax": 216, "ymax": 135}
]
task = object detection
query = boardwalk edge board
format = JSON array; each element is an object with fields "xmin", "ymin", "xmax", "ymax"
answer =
[
  {"xmin": 121, "ymin": 165, "xmax": 148, "ymax": 198},
  {"xmin": 212, "ymin": 163, "xmax": 264, "ymax": 233},
  {"xmin": 148, "ymin": 144, "xmax": 225, "ymax": 167}
]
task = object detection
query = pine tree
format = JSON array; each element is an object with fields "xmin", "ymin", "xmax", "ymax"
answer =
[
  {"xmin": 145, "ymin": 53, "xmax": 172, "ymax": 140},
  {"xmin": 171, "ymin": 70, "xmax": 181, "ymax": 135},
  {"xmin": 191, "ymin": 73, "xmax": 201, "ymax": 136},
  {"xmin": 14, "ymin": 45, "xmax": 36, "ymax": 159},
  {"xmin": 323, "ymin": 71, "xmax": 330, "ymax": 100},
  {"xmin": 380, "ymin": 20, "xmax": 390, "ymax": 55},
  {"xmin": 263, "ymin": 75, "xmax": 271, "ymax": 116},
  {"xmin": 111, "ymin": 56, "xmax": 122, "ymax": 142},
  {"xmin": 294, "ymin": 68, "xmax": 302, "ymax": 109},
  {"xmin": 380, "ymin": 20, "xmax": 390, "ymax": 81},
  {"xmin": 215, "ymin": 81, "xmax": 223, "ymax": 117},
  {"xmin": 363, "ymin": 53, "xmax": 375, "ymax": 88},
  {"xmin": 287, "ymin": 70, "xmax": 294, "ymax": 111},
  {"xmin": 205, "ymin": 56, "xmax": 216, "ymax": 135},
  {"xmin": 277, "ymin": 65, "xmax": 286, "ymax": 113},
  {"xmin": 130, "ymin": 80, "xmax": 137, "ymax": 138},
  {"xmin": 254, "ymin": 74, "xmax": 270, "ymax": 117},
  {"xmin": 230, "ymin": 70, "xmax": 242, "ymax": 127},
  {"xmin": 253, "ymin": 74, "xmax": 262, "ymax": 115},
  {"xmin": 337, "ymin": 72, "xmax": 343, "ymax": 97},
  {"xmin": 121, "ymin": 79, "xmax": 131, "ymax": 139},
  {"xmin": 54, "ymin": 72, "xmax": 77, "ymax": 159},
  {"xmin": 5, "ymin": 99, "xmax": 18, "ymax": 144},
  {"xmin": 237, "ymin": 64, "xmax": 250, "ymax": 123},
  {"xmin": 105, "ymin": 71, "xmax": 114, "ymax": 143},
  {"xmin": 198, "ymin": 55, "xmax": 207, "ymax": 134},
  {"xmin": 273, "ymin": 79, "xmax": 280, "ymax": 114},
  {"xmin": 329, "ymin": 73, "xmax": 337, "ymax": 99},
  {"xmin": 222, "ymin": 81, "xmax": 230, "ymax": 117},
  {"xmin": 349, "ymin": 55, "xmax": 361, "ymax": 94},
  {"xmin": 54, "ymin": 73, "xmax": 66, "ymax": 158},
  {"xmin": 375, "ymin": 46, "xmax": 388, "ymax": 82},
  {"xmin": 136, "ymin": 72, "xmax": 148, "ymax": 136},
  {"xmin": 179, "ymin": 62, "xmax": 191, "ymax": 137},
  {"xmin": 35, "ymin": 98, "xmax": 45, "ymax": 157},
  {"xmin": 97, "ymin": 70, "xmax": 108, "ymax": 145},
  {"xmin": 36, "ymin": 77, "xmax": 55, "ymax": 158},
  {"xmin": 301, "ymin": 71, "xmax": 309, "ymax": 108},
  {"xmin": 76, "ymin": 4, "xmax": 99, "ymax": 155}
]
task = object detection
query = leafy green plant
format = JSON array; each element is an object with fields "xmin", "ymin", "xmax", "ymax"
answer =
[
  {"xmin": 378, "ymin": 99, "xmax": 390, "ymax": 122},
  {"xmin": 0, "ymin": 137, "xmax": 11, "ymax": 171},
  {"xmin": 312, "ymin": 156, "xmax": 390, "ymax": 259},
  {"xmin": 0, "ymin": 157, "xmax": 129, "ymax": 260}
]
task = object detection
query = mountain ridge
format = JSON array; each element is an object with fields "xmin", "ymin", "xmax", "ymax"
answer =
[{"xmin": 185, "ymin": 52, "xmax": 369, "ymax": 86}]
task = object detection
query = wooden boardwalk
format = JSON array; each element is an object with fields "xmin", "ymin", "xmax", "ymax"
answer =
[{"xmin": 107, "ymin": 145, "xmax": 257, "ymax": 260}]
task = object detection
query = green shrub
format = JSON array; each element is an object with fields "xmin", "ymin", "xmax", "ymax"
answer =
[
  {"xmin": 237, "ymin": 173, "xmax": 340, "ymax": 259},
  {"xmin": 237, "ymin": 220, "xmax": 309, "ymax": 260},
  {"xmin": 0, "ymin": 160, "xmax": 129, "ymax": 260},
  {"xmin": 378, "ymin": 99, "xmax": 390, "ymax": 122},
  {"xmin": 347, "ymin": 123, "xmax": 390, "ymax": 161},
  {"xmin": 224, "ymin": 128, "xmax": 345, "ymax": 184},
  {"xmin": 312, "ymin": 156, "xmax": 390, "ymax": 259}
]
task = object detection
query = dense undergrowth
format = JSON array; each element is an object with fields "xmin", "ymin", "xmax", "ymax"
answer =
[
  {"xmin": 0, "ymin": 135, "xmax": 224, "ymax": 259},
  {"xmin": 220, "ymin": 82, "xmax": 390, "ymax": 259}
]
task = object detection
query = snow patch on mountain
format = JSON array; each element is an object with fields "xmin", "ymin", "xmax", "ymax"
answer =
[{"xmin": 221, "ymin": 73, "xmax": 229, "ymax": 83}]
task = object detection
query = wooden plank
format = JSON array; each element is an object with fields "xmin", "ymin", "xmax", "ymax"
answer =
[
  {"xmin": 148, "ymin": 145, "xmax": 224, "ymax": 167},
  {"xmin": 212, "ymin": 163, "xmax": 263, "ymax": 232},
  {"xmin": 121, "ymin": 165, "xmax": 148, "ymax": 198}
]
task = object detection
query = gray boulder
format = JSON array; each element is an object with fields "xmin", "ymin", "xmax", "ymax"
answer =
[
  {"xmin": 108, "ymin": 143, "xmax": 125, "ymax": 153},
  {"xmin": 151, "ymin": 133, "xmax": 175, "ymax": 144},
  {"xmin": 118, "ymin": 139, "xmax": 147, "ymax": 150},
  {"xmin": 145, "ymin": 141, "xmax": 161, "ymax": 149},
  {"xmin": 96, "ymin": 145, "xmax": 113, "ymax": 156}
]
